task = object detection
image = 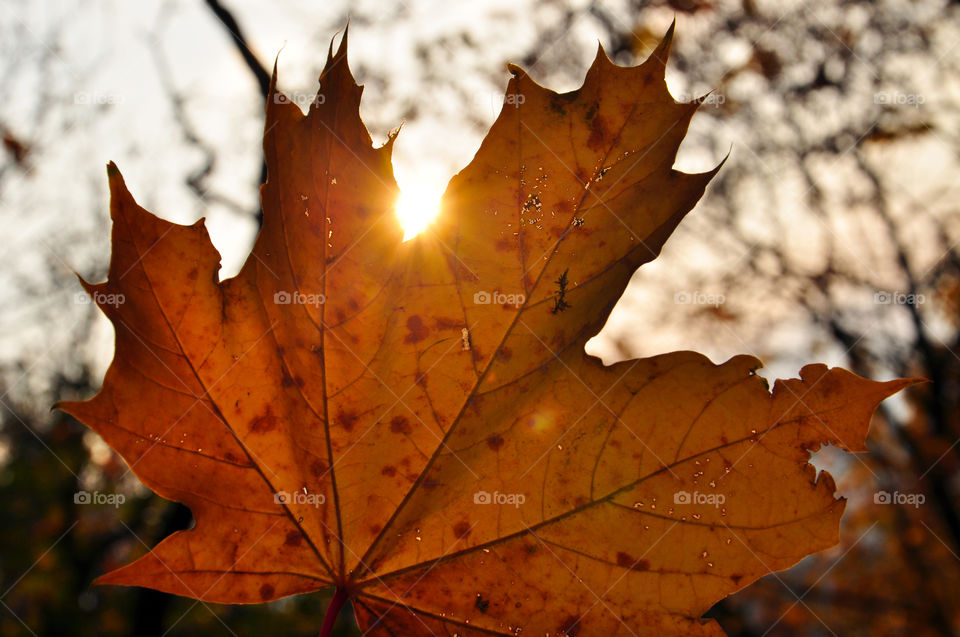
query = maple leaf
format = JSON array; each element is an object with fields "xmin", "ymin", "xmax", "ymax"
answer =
[{"xmin": 60, "ymin": 26, "xmax": 919, "ymax": 636}]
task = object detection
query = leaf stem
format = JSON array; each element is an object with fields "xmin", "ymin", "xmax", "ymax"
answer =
[{"xmin": 318, "ymin": 587, "xmax": 349, "ymax": 637}]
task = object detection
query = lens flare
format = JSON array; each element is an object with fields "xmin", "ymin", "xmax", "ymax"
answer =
[{"xmin": 394, "ymin": 181, "xmax": 442, "ymax": 241}]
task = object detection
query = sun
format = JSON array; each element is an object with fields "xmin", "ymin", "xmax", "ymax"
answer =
[{"xmin": 394, "ymin": 180, "xmax": 443, "ymax": 241}]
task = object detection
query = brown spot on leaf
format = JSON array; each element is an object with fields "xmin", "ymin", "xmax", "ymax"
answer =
[
  {"xmin": 390, "ymin": 416, "xmax": 412, "ymax": 435},
  {"xmin": 453, "ymin": 521, "xmax": 471, "ymax": 539},
  {"xmin": 435, "ymin": 316, "xmax": 463, "ymax": 331},
  {"xmin": 497, "ymin": 347, "xmax": 513, "ymax": 361},
  {"xmin": 404, "ymin": 315, "xmax": 429, "ymax": 344},
  {"xmin": 587, "ymin": 116, "xmax": 606, "ymax": 151},
  {"xmin": 259, "ymin": 583, "xmax": 275, "ymax": 600},
  {"xmin": 616, "ymin": 551, "xmax": 650, "ymax": 571},
  {"xmin": 337, "ymin": 411, "xmax": 358, "ymax": 432},
  {"xmin": 549, "ymin": 92, "xmax": 576, "ymax": 116},
  {"xmin": 486, "ymin": 434, "xmax": 504, "ymax": 451},
  {"xmin": 381, "ymin": 465, "xmax": 397, "ymax": 477},
  {"xmin": 560, "ymin": 614, "xmax": 582, "ymax": 636},
  {"xmin": 475, "ymin": 593, "xmax": 490, "ymax": 613},
  {"xmin": 249, "ymin": 407, "xmax": 277, "ymax": 434},
  {"xmin": 284, "ymin": 531, "xmax": 302, "ymax": 547}
]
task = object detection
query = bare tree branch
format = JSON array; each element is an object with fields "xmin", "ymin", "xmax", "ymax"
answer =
[{"xmin": 203, "ymin": 0, "xmax": 271, "ymax": 99}]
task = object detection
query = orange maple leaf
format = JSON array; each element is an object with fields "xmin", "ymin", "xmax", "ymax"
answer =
[{"xmin": 60, "ymin": 26, "xmax": 918, "ymax": 636}]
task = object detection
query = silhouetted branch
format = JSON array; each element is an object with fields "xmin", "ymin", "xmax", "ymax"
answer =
[{"xmin": 203, "ymin": 0, "xmax": 271, "ymax": 99}]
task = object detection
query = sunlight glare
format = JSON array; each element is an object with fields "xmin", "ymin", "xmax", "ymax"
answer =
[{"xmin": 395, "ymin": 181, "xmax": 443, "ymax": 241}]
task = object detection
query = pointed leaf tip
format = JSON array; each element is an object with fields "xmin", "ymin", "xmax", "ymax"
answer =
[
  {"xmin": 334, "ymin": 24, "xmax": 349, "ymax": 64},
  {"xmin": 595, "ymin": 40, "xmax": 609, "ymax": 63},
  {"xmin": 319, "ymin": 25, "xmax": 356, "ymax": 89},
  {"xmin": 648, "ymin": 21, "xmax": 676, "ymax": 74},
  {"xmin": 709, "ymin": 149, "xmax": 731, "ymax": 177},
  {"xmin": 506, "ymin": 62, "xmax": 525, "ymax": 78}
]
